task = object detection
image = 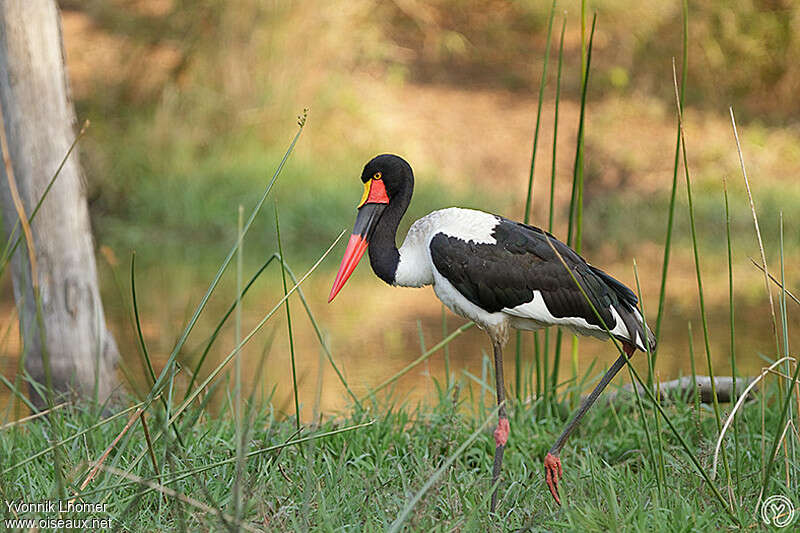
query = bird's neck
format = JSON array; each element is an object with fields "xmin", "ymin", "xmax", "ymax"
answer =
[{"xmin": 368, "ymin": 189, "xmax": 410, "ymax": 285}]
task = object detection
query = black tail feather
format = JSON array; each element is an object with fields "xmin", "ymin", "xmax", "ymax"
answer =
[
  {"xmin": 589, "ymin": 265, "xmax": 638, "ymax": 307},
  {"xmin": 614, "ymin": 304, "xmax": 657, "ymax": 353},
  {"xmin": 587, "ymin": 265, "xmax": 656, "ymax": 353}
]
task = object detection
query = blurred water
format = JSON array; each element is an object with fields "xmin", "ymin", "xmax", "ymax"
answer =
[{"xmin": 3, "ymin": 260, "xmax": 791, "ymax": 421}]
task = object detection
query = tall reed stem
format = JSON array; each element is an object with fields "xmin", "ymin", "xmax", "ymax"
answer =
[
  {"xmin": 653, "ymin": 0, "xmax": 689, "ymax": 375},
  {"xmin": 517, "ymin": 0, "xmax": 557, "ymax": 403}
]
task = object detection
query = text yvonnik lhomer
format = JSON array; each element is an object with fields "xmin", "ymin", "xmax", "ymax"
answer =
[{"xmin": 5, "ymin": 499, "xmax": 108, "ymax": 514}]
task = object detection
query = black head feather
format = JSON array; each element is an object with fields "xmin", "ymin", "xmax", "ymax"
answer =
[{"xmin": 361, "ymin": 154, "xmax": 414, "ymax": 201}]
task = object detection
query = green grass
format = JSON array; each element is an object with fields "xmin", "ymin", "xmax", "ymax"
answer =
[
  {"xmin": 3, "ymin": 3, "xmax": 800, "ymax": 531},
  {"xmin": 0, "ymin": 376, "xmax": 797, "ymax": 531}
]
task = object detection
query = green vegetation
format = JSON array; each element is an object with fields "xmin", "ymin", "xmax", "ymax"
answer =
[
  {"xmin": 2, "ymin": 1, "xmax": 800, "ymax": 531},
  {"xmin": 1, "ymin": 369, "xmax": 798, "ymax": 530}
]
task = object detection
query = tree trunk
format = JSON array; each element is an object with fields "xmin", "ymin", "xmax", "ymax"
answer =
[{"xmin": 0, "ymin": 1, "xmax": 118, "ymax": 408}]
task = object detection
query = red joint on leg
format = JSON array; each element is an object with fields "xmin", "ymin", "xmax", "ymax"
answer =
[
  {"xmin": 493, "ymin": 417, "xmax": 510, "ymax": 447},
  {"xmin": 623, "ymin": 341, "xmax": 635, "ymax": 356}
]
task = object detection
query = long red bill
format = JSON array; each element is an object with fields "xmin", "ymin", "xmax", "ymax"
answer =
[{"xmin": 328, "ymin": 234, "xmax": 368, "ymax": 302}]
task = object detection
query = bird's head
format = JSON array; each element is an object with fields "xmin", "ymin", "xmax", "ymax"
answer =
[
  {"xmin": 358, "ymin": 154, "xmax": 413, "ymax": 200},
  {"xmin": 328, "ymin": 154, "xmax": 413, "ymax": 302}
]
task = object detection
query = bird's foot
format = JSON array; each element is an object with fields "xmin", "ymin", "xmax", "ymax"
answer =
[
  {"xmin": 493, "ymin": 417, "xmax": 509, "ymax": 447},
  {"xmin": 544, "ymin": 452, "xmax": 563, "ymax": 505}
]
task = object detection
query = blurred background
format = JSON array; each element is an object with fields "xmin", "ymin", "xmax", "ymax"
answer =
[{"xmin": 2, "ymin": 0, "xmax": 798, "ymax": 419}]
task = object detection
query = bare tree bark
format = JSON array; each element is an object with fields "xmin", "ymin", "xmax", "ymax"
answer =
[{"xmin": 0, "ymin": 1, "xmax": 118, "ymax": 408}]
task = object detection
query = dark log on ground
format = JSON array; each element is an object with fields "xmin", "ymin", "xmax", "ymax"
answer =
[{"xmin": 604, "ymin": 376, "xmax": 757, "ymax": 405}]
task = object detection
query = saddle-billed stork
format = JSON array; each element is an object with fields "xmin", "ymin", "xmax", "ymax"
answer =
[{"xmin": 328, "ymin": 154, "xmax": 656, "ymax": 512}]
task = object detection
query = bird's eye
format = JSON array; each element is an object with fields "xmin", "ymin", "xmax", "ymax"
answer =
[{"xmin": 373, "ymin": 172, "xmax": 382, "ymax": 180}]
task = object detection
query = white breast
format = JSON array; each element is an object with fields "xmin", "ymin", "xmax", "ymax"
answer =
[
  {"xmin": 392, "ymin": 208, "xmax": 511, "ymax": 339},
  {"xmin": 393, "ymin": 207, "xmax": 500, "ymax": 287}
]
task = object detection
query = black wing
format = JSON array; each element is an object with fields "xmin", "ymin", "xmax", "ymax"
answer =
[{"xmin": 429, "ymin": 217, "xmax": 655, "ymax": 351}]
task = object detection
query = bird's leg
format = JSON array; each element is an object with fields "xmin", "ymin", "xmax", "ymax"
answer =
[
  {"xmin": 490, "ymin": 339, "xmax": 509, "ymax": 514},
  {"xmin": 545, "ymin": 342, "xmax": 635, "ymax": 505}
]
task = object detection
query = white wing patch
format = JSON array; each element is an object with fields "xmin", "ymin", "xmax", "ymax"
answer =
[{"xmin": 502, "ymin": 290, "xmax": 630, "ymax": 341}]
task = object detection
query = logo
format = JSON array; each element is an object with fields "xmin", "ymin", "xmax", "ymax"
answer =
[{"xmin": 761, "ymin": 495, "xmax": 796, "ymax": 528}]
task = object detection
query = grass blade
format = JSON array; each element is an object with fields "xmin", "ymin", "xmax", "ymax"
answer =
[
  {"xmin": 748, "ymin": 258, "xmax": 800, "ymax": 306},
  {"xmin": 516, "ymin": 0, "xmax": 557, "ymax": 402},
  {"xmin": 131, "ymin": 252, "xmax": 157, "ymax": 387},
  {"xmin": 146, "ymin": 120, "xmax": 306, "ymax": 408},
  {"xmin": 0, "ymin": 366, "xmax": 37, "ymax": 414},
  {"xmin": 131, "ymin": 252, "xmax": 185, "ymax": 447},
  {"xmin": 632, "ymin": 259, "xmax": 664, "ymax": 497},
  {"xmin": 0, "ymin": 120, "xmax": 89, "ymax": 273},
  {"xmin": 723, "ymin": 177, "xmax": 741, "ymax": 499},
  {"xmin": 0, "ymin": 401, "xmax": 68, "ymax": 431},
  {"xmin": 543, "ymin": 14, "xmax": 567, "ymax": 418},
  {"xmin": 363, "ymin": 322, "xmax": 474, "ymax": 401},
  {"xmin": 234, "ymin": 204, "xmax": 245, "ymax": 523},
  {"xmin": 653, "ymin": 0, "xmax": 689, "ymax": 363},
  {"xmin": 565, "ymin": 10, "xmax": 596, "ymax": 407},
  {"xmin": 729, "ymin": 107, "xmax": 780, "ymax": 355},
  {"xmin": 671, "ymin": 58, "xmax": 732, "ymax": 495},
  {"xmin": 778, "ymin": 214, "xmax": 789, "ymax": 359},
  {"xmin": 777, "ymin": 212, "xmax": 793, "ymax": 488},
  {"xmin": 274, "ymin": 204, "xmax": 300, "ymax": 429},
  {"xmin": 522, "ymin": 0, "xmax": 556, "ymax": 224}
]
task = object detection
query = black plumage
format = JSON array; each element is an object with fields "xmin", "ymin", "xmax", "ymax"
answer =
[{"xmin": 430, "ymin": 217, "xmax": 655, "ymax": 351}]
